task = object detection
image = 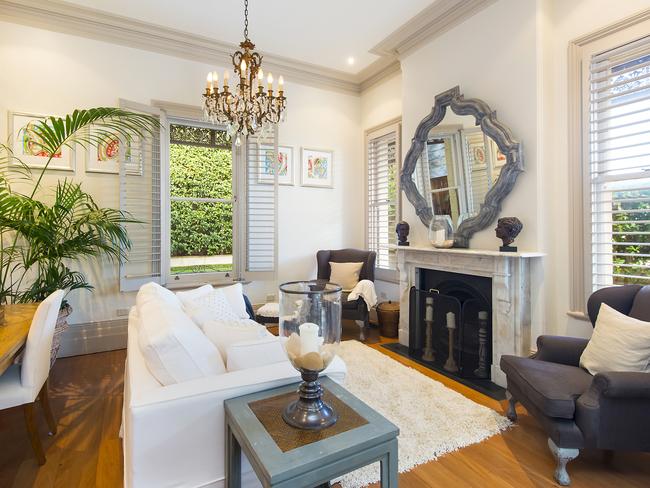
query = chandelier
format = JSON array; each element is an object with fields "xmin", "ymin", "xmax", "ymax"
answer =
[{"xmin": 202, "ymin": 0, "xmax": 286, "ymax": 145}]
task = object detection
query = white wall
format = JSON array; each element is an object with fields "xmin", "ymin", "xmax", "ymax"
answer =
[{"xmin": 0, "ymin": 21, "xmax": 363, "ymax": 324}]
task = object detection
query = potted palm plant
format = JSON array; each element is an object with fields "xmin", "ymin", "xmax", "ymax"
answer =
[{"xmin": 0, "ymin": 108, "xmax": 159, "ymax": 364}]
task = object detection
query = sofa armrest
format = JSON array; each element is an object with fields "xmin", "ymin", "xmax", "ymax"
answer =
[
  {"xmin": 588, "ymin": 371, "xmax": 650, "ymax": 400},
  {"xmin": 533, "ymin": 335, "xmax": 589, "ymax": 366}
]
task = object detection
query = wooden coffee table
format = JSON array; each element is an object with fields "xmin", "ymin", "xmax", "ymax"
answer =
[{"xmin": 225, "ymin": 376, "xmax": 399, "ymax": 487}]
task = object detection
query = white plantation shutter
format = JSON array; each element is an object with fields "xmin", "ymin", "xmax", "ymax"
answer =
[
  {"xmin": 241, "ymin": 129, "xmax": 278, "ymax": 280},
  {"xmin": 367, "ymin": 122, "xmax": 401, "ymax": 273},
  {"xmin": 588, "ymin": 35, "xmax": 650, "ymax": 290},
  {"xmin": 118, "ymin": 99, "xmax": 166, "ymax": 291}
]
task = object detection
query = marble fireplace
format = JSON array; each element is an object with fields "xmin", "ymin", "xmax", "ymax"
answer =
[{"xmin": 396, "ymin": 246, "xmax": 544, "ymax": 388}]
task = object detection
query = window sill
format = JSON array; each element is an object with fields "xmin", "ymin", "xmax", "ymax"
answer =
[
  {"xmin": 165, "ymin": 278, "xmax": 251, "ymax": 291},
  {"xmin": 566, "ymin": 310, "xmax": 590, "ymax": 321}
]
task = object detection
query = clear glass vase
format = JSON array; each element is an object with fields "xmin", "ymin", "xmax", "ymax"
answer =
[
  {"xmin": 279, "ymin": 280, "xmax": 342, "ymax": 430},
  {"xmin": 428, "ymin": 214, "xmax": 454, "ymax": 248}
]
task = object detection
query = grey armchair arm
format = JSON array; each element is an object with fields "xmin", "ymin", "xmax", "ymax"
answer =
[
  {"xmin": 589, "ymin": 372, "xmax": 650, "ymax": 399},
  {"xmin": 533, "ymin": 335, "xmax": 590, "ymax": 367}
]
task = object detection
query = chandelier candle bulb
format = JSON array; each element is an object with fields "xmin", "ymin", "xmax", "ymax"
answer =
[
  {"xmin": 206, "ymin": 72, "xmax": 212, "ymax": 92},
  {"xmin": 279, "ymin": 75, "xmax": 284, "ymax": 91},
  {"xmin": 224, "ymin": 70, "xmax": 229, "ymax": 86}
]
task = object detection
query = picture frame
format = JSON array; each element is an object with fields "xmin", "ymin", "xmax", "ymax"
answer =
[
  {"xmin": 86, "ymin": 129, "xmax": 121, "ymax": 174},
  {"xmin": 8, "ymin": 111, "xmax": 75, "ymax": 171},
  {"xmin": 258, "ymin": 144, "xmax": 294, "ymax": 185},
  {"xmin": 300, "ymin": 147, "xmax": 333, "ymax": 188}
]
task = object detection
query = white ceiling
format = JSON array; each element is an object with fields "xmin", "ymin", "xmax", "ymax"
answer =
[{"xmin": 63, "ymin": 0, "xmax": 437, "ymax": 74}]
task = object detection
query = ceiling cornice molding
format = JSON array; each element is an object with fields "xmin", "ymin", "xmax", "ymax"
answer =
[
  {"xmin": 371, "ymin": 0, "xmax": 497, "ymax": 58},
  {"xmin": 0, "ymin": 0, "xmax": 496, "ymax": 95},
  {"xmin": 0, "ymin": 0, "xmax": 361, "ymax": 94}
]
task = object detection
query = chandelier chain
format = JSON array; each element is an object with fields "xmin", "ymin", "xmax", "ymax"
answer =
[{"xmin": 243, "ymin": 0, "xmax": 249, "ymax": 40}]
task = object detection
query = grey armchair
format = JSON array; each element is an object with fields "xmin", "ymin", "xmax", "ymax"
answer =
[
  {"xmin": 316, "ymin": 249, "xmax": 376, "ymax": 339},
  {"xmin": 500, "ymin": 284, "xmax": 650, "ymax": 485}
]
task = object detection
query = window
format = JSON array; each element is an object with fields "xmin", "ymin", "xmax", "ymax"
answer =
[
  {"xmin": 118, "ymin": 100, "xmax": 278, "ymax": 291},
  {"xmin": 588, "ymin": 36, "xmax": 650, "ymax": 291},
  {"xmin": 366, "ymin": 121, "xmax": 401, "ymax": 278},
  {"xmin": 167, "ymin": 121, "xmax": 235, "ymax": 282}
]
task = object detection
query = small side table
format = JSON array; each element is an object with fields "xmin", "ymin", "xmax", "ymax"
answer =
[{"xmin": 225, "ymin": 377, "xmax": 399, "ymax": 488}]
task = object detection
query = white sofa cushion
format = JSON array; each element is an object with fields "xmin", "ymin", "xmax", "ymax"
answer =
[
  {"xmin": 136, "ymin": 282, "xmax": 183, "ymax": 311},
  {"xmin": 219, "ymin": 282, "xmax": 251, "ymax": 319},
  {"xmin": 226, "ymin": 337, "xmax": 287, "ymax": 372},
  {"xmin": 175, "ymin": 284, "xmax": 213, "ymax": 303},
  {"xmin": 580, "ymin": 303, "xmax": 650, "ymax": 375},
  {"xmin": 137, "ymin": 301, "xmax": 226, "ymax": 385},
  {"xmin": 202, "ymin": 319, "xmax": 268, "ymax": 359},
  {"xmin": 179, "ymin": 287, "xmax": 242, "ymax": 327}
]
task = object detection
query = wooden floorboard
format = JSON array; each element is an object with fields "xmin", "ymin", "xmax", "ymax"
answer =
[{"xmin": 0, "ymin": 324, "xmax": 648, "ymax": 487}]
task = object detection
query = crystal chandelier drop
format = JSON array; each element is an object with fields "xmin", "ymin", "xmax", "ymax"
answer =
[{"xmin": 202, "ymin": 0, "xmax": 286, "ymax": 145}]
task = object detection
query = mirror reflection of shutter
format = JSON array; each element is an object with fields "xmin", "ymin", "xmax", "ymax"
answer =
[
  {"xmin": 241, "ymin": 128, "xmax": 278, "ymax": 281},
  {"xmin": 118, "ymin": 99, "xmax": 166, "ymax": 292}
]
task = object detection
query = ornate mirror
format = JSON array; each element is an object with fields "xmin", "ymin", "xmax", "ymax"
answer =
[{"xmin": 401, "ymin": 86, "xmax": 523, "ymax": 248}]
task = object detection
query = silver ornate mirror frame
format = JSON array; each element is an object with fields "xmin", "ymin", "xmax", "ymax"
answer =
[{"xmin": 401, "ymin": 86, "xmax": 524, "ymax": 248}]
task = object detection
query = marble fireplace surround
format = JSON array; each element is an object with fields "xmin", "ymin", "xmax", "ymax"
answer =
[{"xmin": 396, "ymin": 246, "xmax": 544, "ymax": 387}]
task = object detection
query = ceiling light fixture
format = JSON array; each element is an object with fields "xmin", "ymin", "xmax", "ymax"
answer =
[
  {"xmin": 202, "ymin": 0, "xmax": 286, "ymax": 145},
  {"xmin": 347, "ymin": 56, "xmax": 355, "ymax": 65}
]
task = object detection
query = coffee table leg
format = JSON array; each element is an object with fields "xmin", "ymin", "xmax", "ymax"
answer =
[
  {"xmin": 226, "ymin": 423, "xmax": 241, "ymax": 488},
  {"xmin": 380, "ymin": 438, "xmax": 398, "ymax": 487}
]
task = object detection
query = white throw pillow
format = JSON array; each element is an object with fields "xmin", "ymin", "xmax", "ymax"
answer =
[
  {"xmin": 137, "ymin": 301, "xmax": 225, "ymax": 385},
  {"xmin": 182, "ymin": 288, "xmax": 241, "ymax": 327},
  {"xmin": 175, "ymin": 284, "xmax": 213, "ymax": 303},
  {"xmin": 136, "ymin": 282, "xmax": 183, "ymax": 312},
  {"xmin": 219, "ymin": 283, "xmax": 251, "ymax": 319},
  {"xmin": 202, "ymin": 319, "xmax": 268, "ymax": 359},
  {"xmin": 329, "ymin": 261, "xmax": 364, "ymax": 291},
  {"xmin": 579, "ymin": 303, "xmax": 650, "ymax": 375},
  {"xmin": 226, "ymin": 337, "xmax": 287, "ymax": 372}
]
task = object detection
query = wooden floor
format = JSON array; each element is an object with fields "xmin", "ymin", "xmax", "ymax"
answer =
[{"xmin": 0, "ymin": 321, "xmax": 649, "ymax": 487}]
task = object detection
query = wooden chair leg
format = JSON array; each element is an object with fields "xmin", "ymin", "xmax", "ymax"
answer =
[
  {"xmin": 39, "ymin": 379, "xmax": 57, "ymax": 435},
  {"xmin": 23, "ymin": 402, "xmax": 46, "ymax": 465}
]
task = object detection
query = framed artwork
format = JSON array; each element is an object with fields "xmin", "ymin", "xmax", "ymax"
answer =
[
  {"xmin": 8, "ymin": 111, "xmax": 75, "ymax": 171},
  {"xmin": 258, "ymin": 145, "xmax": 294, "ymax": 185},
  {"xmin": 86, "ymin": 130, "xmax": 121, "ymax": 174},
  {"xmin": 300, "ymin": 147, "xmax": 333, "ymax": 188}
]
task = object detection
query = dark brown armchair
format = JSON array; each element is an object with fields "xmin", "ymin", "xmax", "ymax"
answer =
[
  {"xmin": 316, "ymin": 249, "xmax": 376, "ymax": 337},
  {"xmin": 500, "ymin": 285, "xmax": 650, "ymax": 485}
]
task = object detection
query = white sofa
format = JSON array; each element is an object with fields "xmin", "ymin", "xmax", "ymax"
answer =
[{"xmin": 123, "ymin": 290, "xmax": 347, "ymax": 488}]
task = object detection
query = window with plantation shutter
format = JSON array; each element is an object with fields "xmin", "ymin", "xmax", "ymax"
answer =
[
  {"xmin": 240, "ymin": 129, "xmax": 278, "ymax": 280},
  {"xmin": 366, "ymin": 121, "xmax": 401, "ymax": 277},
  {"xmin": 118, "ymin": 99, "xmax": 166, "ymax": 292},
  {"xmin": 588, "ymin": 35, "xmax": 650, "ymax": 291}
]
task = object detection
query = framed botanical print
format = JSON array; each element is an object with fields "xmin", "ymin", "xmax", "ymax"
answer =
[
  {"xmin": 86, "ymin": 130, "xmax": 121, "ymax": 174},
  {"xmin": 8, "ymin": 111, "xmax": 75, "ymax": 171},
  {"xmin": 300, "ymin": 147, "xmax": 333, "ymax": 188},
  {"xmin": 258, "ymin": 145, "xmax": 294, "ymax": 185}
]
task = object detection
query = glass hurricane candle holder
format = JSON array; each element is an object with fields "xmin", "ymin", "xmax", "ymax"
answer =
[{"xmin": 279, "ymin": 280, "xmax": 342, "ymax": 430}]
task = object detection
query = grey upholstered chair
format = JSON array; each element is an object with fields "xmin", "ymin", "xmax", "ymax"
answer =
[
  {"xmin": 500, "ymin": 284, "xmax": 650, "ymax": 485},
  {"xmin": 316, "ymin": 249, "xmax": 376, "ymax": 339}
]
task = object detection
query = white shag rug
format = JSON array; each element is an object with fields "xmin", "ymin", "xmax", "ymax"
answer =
[{"xmin": 336, "ymin": 341, "xmax": 511, "ymax": 488}]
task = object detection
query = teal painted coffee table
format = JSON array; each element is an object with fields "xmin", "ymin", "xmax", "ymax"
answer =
[{"xmin": 224, "ymin": 376, "xmax": 399, "ymax": 488}]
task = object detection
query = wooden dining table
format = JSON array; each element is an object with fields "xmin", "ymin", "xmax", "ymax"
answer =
[{"xmin": 0, "ymin": 303, "xmax": 40, "ymax": 375}]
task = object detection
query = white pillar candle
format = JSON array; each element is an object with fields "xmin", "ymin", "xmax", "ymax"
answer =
[
  {"xmin": 446, "ymin": 311, "xmax": 456, "ymax": 329},
  {"xmin": 425, "ymin": 297, "xmax": 434, "ymax": 321},
  {"xmin": 478, "ymin": 311, "xmax": 488, "ymax": 321},
  {"xmin": 299, "ymin": 322, "xmax": 320, "ymax": 355}
]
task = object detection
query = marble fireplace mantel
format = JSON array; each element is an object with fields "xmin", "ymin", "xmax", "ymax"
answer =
[{"xmin": 394, "ymin": 245, "xmax": 544, "ymax": 387}]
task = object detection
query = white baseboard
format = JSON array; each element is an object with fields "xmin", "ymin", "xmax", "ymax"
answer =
[{"xmin": 58, "ymin": 318, "xmax": 128, "ymax": 357}]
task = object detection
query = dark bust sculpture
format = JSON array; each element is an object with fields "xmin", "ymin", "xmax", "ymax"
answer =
[
  {"xmin": 396, "ymin": 221, "xmax": 410, "ymax": 246},
  {"xmin": 495, "ymin": 217, "xmax": 523, "ymax": 252}
]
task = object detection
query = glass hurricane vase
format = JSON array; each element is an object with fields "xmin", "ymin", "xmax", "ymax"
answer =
[{"xmin": 279, "ymin": 280, "xmax": 342, "ymax": 430}]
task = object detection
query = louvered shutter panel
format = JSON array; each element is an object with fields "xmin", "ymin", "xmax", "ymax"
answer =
[
  {"xmin": 119, "ymin": 100, "xmax": 165, "ymax": 291},
  {"xmin": 242, "ymin": 129, "xmax": 278, "ymax": 280},
  {"xmin": 367, "ymin": 123, "xmax": 400, "ymax": 271},
  {"xmin": 589, "ymin": 35, "xmax": 650, "ymax": 289}
]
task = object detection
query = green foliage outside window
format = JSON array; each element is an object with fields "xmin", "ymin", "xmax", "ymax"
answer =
[
  {"xmin": 612, "ymin": 190, "xmax": 650, "ymax": 284},
  {"xmin": 170, "ymin": 144, "xmax": 233, "ymax": 256}
]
